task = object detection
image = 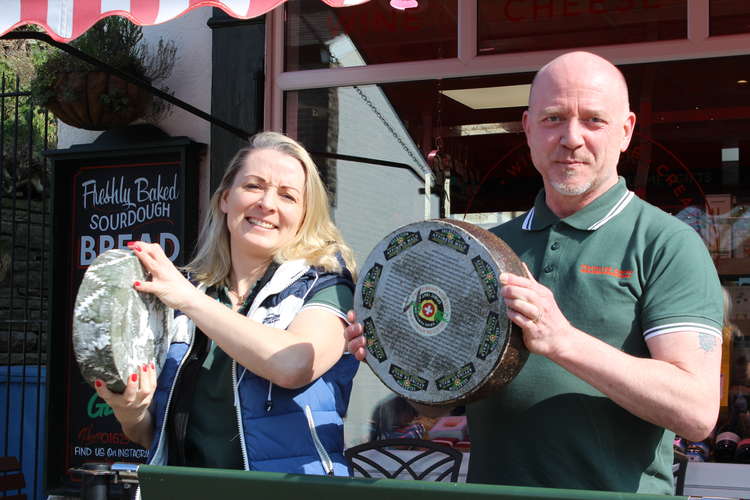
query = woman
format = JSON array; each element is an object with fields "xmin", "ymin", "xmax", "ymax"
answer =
[{"xmin": 95, "ymin": 132, "xmax": 359, "ymax": 476}]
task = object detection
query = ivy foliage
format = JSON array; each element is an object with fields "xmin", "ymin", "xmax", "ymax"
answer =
[{"xmin": 0, "ymin": 34, "xmax": 56, "ymax": 199}]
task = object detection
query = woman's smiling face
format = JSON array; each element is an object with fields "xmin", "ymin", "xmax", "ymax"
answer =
[{"xmin": 220, "ymin": 148, "xmax": 306, "ymax": 260}]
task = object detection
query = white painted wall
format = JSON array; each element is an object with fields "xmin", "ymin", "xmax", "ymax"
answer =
[
  {"xmin": 141, "ymin": 8, "xmax": 212, "ymax": 149},
  {"xmin": 329, "ymin": 84, "xmax": 434, "ymax": 262}
]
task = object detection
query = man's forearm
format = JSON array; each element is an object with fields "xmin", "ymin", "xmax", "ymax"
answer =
[{"xmin": 550, "ymin": 326, "xmax": 721, "ymax": 441}]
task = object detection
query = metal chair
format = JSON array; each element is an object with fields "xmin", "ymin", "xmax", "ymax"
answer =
[
  {"xmin": 0, "ymin": 456, "xmax": 26, "ymax": 500},
  {"xmin": 673, "ymin": 447, "xmax": 689, "ymax": 496},
  {"xmin": 345, "ymin": 438, "xmax": 463, "ymax": 482}
]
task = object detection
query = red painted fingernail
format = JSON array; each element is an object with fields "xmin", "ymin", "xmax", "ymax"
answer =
[
  {"xmin": 150, "ymin": 362, "xmax": 155, "ymax": 370},
  {"xmin": 134, "ymin": 246, "xmax": 142, "ymax": 252},
  {"xmin": 127, "ymin": 241, "xmax": 135, "ymax": 247},
  {"xmin": 95, "ymin": 380, "xmax": 102, "ymax": 388},
  {"xmin": 131, "ymin": 373, "xmax": 138, "ymax": 382},
  {"xmin": 134, "ymin": 281, "xmax": 141, "ymax": 287},
  {"xmin": 143, "ymin": 364, "xmax": 148, "ymax": 372}
]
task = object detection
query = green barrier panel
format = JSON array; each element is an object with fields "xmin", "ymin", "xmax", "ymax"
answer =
[{"xmin": 138, "ymin": 465, "xmax": 687, "ymax": 500}]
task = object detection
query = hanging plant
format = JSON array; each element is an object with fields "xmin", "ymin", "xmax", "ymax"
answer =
[{"xmin": 29, "ymin": 17, "xmax": 177, "ymax": 130}]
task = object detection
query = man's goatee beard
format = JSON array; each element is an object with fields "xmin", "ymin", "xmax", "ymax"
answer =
[{"xmin": 551, "ymin": 179, "xmax": 593, "ymax": 196}]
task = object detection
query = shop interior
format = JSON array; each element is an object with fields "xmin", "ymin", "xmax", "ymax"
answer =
[{"xmin": 284, "ymin": 0, "xmax": 750, "ymax": 472}]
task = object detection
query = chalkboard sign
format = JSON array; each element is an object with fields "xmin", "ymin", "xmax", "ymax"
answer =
[
  {"xmin": 45, "ymin": 129, "xmax": 202, "ymax": 495},
  {"xmin": 75, "ymin": 162, "xmax": 184, "ymax": 266}
]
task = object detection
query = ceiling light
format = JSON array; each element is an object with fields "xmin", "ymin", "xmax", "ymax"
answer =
[
  {"xmin": 444, "ymin": 122, "xmax": 524, "ymax": 136},
  {"xmin": 390, "ymin": 0, "xmax": 418, "ymax": 9},
  {"xmin": 722, "ymin": 147, "xmax": 739, "ymax": 162},
  {"xmin": 441, "ymin": 84, "xmax": 531, "ymax": 110}
]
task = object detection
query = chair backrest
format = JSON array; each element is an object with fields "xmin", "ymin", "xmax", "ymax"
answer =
[
  {"xmin": 0, "ymin": 456, "xmax": 26, "ymax": 500},
  {"xmin": 344, "ymin": 438, "xmax": 463, "ymax": 482},
  {"xmin": 673, "ymin": 447, "xmax": 688, "ymax": 496}
]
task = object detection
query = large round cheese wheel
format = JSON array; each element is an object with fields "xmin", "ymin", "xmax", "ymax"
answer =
[{"xmin": 354, "ymin": 219, "xmax": 528, "ymax": 407}]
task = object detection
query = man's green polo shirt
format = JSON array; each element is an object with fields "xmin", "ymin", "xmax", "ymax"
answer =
[{"xmin": 466, "ymin": 177, "xmax": 722, "ymax": 494}]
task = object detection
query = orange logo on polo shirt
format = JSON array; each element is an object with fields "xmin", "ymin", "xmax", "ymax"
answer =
[{"xmin": 579, "ymin": 265, "xmax": 633, "ymax": 279}]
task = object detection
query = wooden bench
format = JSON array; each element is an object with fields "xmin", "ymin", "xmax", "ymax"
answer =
[{"xmin": 0, "ymin": 456, "xmax": 26, "ymax": 500}]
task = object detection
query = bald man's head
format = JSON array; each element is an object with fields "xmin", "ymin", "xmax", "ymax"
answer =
[
  {"xmin": 529, "ymin": 52, "xmax": 631, "ymax": 116},
  {"xmin": 521, "ymin": 51, "xmax": 637, "ymax": 211}
]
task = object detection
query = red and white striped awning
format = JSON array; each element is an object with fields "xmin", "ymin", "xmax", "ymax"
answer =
[{"xmin": 0, "ymin": 0, "xmax": 370, "ymax": 43}]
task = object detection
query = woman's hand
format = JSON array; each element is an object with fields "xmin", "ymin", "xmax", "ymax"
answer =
[
  {"xmin": 127, "ymin": 241, "xmax": 201, "ymax": 311},
  {"xmin": 344, "ymin": 310, "xmax": 367, "ymax": 362},
  {"xmin": 94, "ymin": 363, "xmax": 156, "ymax": 448}
]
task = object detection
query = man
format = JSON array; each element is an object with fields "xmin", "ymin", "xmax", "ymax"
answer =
[{"xmin": 346, "ymin": 51, "xmax": 723, "ymax": 494}]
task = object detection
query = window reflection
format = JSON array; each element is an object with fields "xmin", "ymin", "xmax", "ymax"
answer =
[
  {"xmin": 285, "ymin": 0, "xmax": 457, "ymax": 71},
  {"xmin": 478, "ymin": 0, "xmax": 686, "ymax": 55},
  {"xmin": 285, "ymin": 84, "xmax": 432, "ymax": 272},
  {"xmin": 286, "ymin": 55, "xmax": 750, "ymax": 226},
  {"xmin": 711, "ymin": 0, "xmax": 750, "ymax": 36}
]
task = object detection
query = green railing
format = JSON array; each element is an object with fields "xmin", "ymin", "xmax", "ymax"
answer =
[{"xmin": 137, "ymin": 466, "xmax": 686, "ymax": 500}]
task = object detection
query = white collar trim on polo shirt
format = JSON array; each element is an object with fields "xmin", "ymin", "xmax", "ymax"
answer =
[
  {"xmin": 587, "ymin": 190, "xmax": 635, "ymax": 230},
  {"xmin": 522, "ymin": 208, "xmax": 535, "ymax": 230},
  {"xmin": 521, "ymin": 190, "xmax": 635, "ymax": 231}
]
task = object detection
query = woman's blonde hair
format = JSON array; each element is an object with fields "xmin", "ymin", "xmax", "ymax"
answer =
[{"xmin": 184, "ymin": 131, "xmax": 356, "ymax": 287}]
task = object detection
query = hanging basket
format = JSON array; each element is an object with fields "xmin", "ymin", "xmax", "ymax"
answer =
[{"xmin": 46, "ymin": 71, "xmax": 153, "ymax": 131}]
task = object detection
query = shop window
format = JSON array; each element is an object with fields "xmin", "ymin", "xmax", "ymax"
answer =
[
  {"xmin": 284, "ymin": 0, "xmax": 457, "ymax": 71},
  {"xmin": 286, "ymin": 85, "xmax": 428, "ymax": 173},
  {"xmin": 477, "ymin": 0, "xmax": 686, "ymax": 56},
  {"xmin": 710, "ymin": 0, "xmax": 750, "ymax": 36},
  {"xmin": 287, "ymin": 55, "xmax": 750, "ymax": 452},
  {"xmin": 286, "ymin": 55, "xmax": 750, "ymax": 227},
  {"xmin": 285, "ymin": 84, "xmax": 434, "ymax": 273}
]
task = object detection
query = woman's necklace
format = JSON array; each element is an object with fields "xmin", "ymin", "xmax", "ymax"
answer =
[
  {"xmin": 227, "ymin": 264, "xmax": 268, "ymax": 309},
  {"xmin": 226, "ymin": 286, "xmax": 250, "ymax": 310}
]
